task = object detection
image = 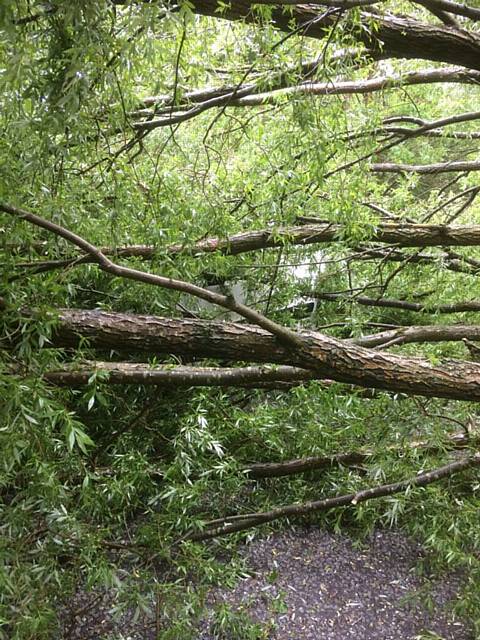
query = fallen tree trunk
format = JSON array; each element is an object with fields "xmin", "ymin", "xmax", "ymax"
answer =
[{"xmin": 47, "ymin": 308, "xmax": 480, "ymax": 400}]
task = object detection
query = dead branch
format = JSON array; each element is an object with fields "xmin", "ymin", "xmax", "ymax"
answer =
[{"xmin": 184, "ymin": 454, "xmax": 480, "ymax": 541}]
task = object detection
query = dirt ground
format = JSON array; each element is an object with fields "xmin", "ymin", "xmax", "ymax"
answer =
[{"xmin": 62, "ymin": 527, "xmax": 474, "ymax": 639}]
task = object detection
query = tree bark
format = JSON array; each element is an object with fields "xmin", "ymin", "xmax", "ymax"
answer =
[
  {"xmin": 15, "ymin": 222, "xmax": 480, "ymax": 274},
  {"xmin": 42, "ymin": 361, "xmax": 315, "ymax": 387},
  {"xmin": 49, "ymin": 308, "xmax": 480, "ymax": 400},
  {"xmin": 180, "ymin": 2, "xmax": 480, "ymax": 71},
  {"xmin": 132, "ymin": 68, "xmax": 480, "ymax": 129}
]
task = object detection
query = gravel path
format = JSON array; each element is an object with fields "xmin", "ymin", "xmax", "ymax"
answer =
[
  {"xmin": 62, "ymin": 527, "xmax": 473, "ymax": 639},
  {"xmin": 199, "ymin": 528, "xmax": 471, "ymax": 640}
]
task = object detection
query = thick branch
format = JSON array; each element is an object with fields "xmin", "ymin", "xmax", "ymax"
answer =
[
  {"xmin": 46, "ymin": 308, "xmax": 480, "ymax": 400},
  {"xmin": 139, "ymin": 67, "xmax": 480, "ymax": 111},
  {"xmin": 42, "ymin": 362, "xmax": 315, "ymax": 387},
  {"xmin": 12, "ymin": 222, "xmax": 480, "ymax": 276}
]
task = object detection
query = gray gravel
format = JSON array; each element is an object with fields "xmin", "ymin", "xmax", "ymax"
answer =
[
  {"xmin": 61, "ymin": 527, "xmax": 473, "ymax": 639},
  {"xmin": 198, "ymin": 527, "xmax": 472, "ymax": 640}
]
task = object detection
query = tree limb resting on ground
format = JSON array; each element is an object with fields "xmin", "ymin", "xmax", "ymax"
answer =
[
  {"xmin": 182, "ymin": 453, "xmax": 480, "ymax": 541},
  {"xmin": 246, "ymin": 431, "xmax": 474, "ymax": 478}
]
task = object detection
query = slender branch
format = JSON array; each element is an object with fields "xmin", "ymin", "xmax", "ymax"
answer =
[
  {"xmin": 183, "ymin": 454, "xmax": 480, "ymax": 541},
  {"xmin": 0, "ymin": 202, "xmax": 302, "ymax": 350},
  {"xmin": 309, "ymin": 291, "xmax": 480, "ymax": 314},
  {"xmin": 246, "ymin": 431, "xmax": 474, "ymax": 478},
  {"xmin": 349, "ymin": 245, "xmax": 480, "ymax": 277},
  {"xmin": 372, "ymin": 160, "xmax": 480, "ymax": 174},
  {"xmin": 132, "ymin": 68, "xmax": 480, "ymax": 129}
]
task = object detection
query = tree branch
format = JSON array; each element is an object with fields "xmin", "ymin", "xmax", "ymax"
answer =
[
  {"xmin": 371, "ymin": 160, "xmax": 480, "ymax": 174},
  {"xmin": 309, "ymin": 292, "xmax": 480, "ymax": 314},
  {"xmin": 11, "ymin": 221, "xmax": 480, "ymax": 277},
  {"xmin": 246, "ymin": 431, "xmax": 473, "ymax": 478},
  {"xmin": 42, "ymin": 362, "xmax": 315, "ymax": 388},
  {"xmin": 131, "ymin": 69, "xmax": 480, "ymax": 129},
  {"xmin": 411, "ymin": 0, "xmax": 480, "ymax": 22},
  {"xmin": 0, "ymin": 202, "xmax": 302, "ymax": 350},
  {"xmin": 33, "ymin": 307, "xmax": 480, "ymax": 400},
  {"xmin": 183, "ymin": 454, "xmax": 480, "ymax": 541}
]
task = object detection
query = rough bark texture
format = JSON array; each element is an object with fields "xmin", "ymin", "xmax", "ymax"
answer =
[
  {"xmin": 50, "ymin": 308, "xmax": 480, "ymax": 400},
  {"xmin": 43, "ymin": 362, "xmax": 315, "ymax": 387},
  {"xmin": 17, "ymin": 222, "xmax": 480, "ymax": 273},
  {"xmin": 52, "ymin": 308, "xmax": 299, "ymax": 364},
  {"xmin": 181, "ymin": 2, "xmax": 480, "ymax": 71}
]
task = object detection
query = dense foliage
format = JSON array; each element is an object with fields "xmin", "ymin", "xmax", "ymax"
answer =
[{"xmin": 1, "ymin": 1, "xmax": 480, "ymax": 638}]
